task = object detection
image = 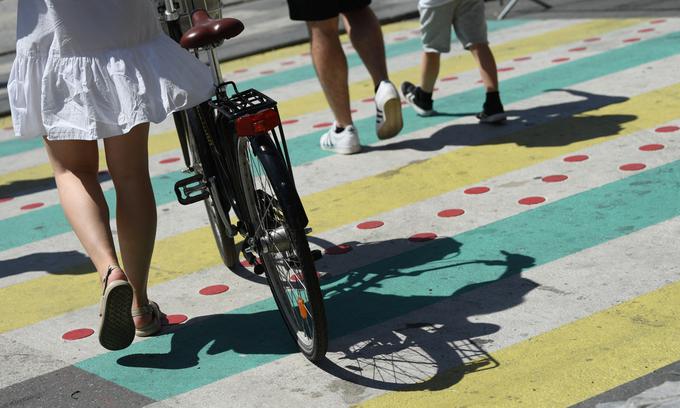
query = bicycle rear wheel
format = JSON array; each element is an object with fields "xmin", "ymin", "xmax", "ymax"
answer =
[{"xmin": 237, "ymin": 133, "xmax": 327, "ymax": 362}]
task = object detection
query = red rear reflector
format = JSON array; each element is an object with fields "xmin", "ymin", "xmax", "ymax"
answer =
[{"xmin": 235, "ymin": 109, "xmax": 281, "ymax": 137}]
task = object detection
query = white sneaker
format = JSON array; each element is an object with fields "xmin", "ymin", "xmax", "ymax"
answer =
[
  {"xmin": 375, "ymin": 80, "xmax": 403, "ymax": 140},
  {"xmin": 320, "ymin": 123, "xmax": 361, "ymax": 155}
]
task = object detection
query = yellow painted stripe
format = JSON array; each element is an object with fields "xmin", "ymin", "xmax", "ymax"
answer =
[
  {"xmin": 359, "ymin": 280, "xmax": 680, "ymax": 408},
  {"xmin": 0, "ymin": 80, "xmax": 677, "ymax": 333},
  {"xmin": 220, "ymin": 20, "xmax": 420, "ymax": 73},
  {"xmin": 0, "ymin": 19, "xmax": 639, "ymax": 188},
  {"xmin": 0, "ymin": 128, "xmax": 179, "ymax": 187},
  {"xmin": 0, "ymin": 116, "xmax": 12, "ymax": 130},
  {"xmin": 276, "ymin": 18, "xmax": 642, "ymax": 119}
]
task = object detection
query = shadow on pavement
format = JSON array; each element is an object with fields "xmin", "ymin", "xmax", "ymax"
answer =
[
  {"xmin": 0, "ymin": 250, "xmax": 94, "ymax": 278},
  {"xmin": 0, "ymin": 170, "xmax": 111, "ymax": 199},
  {"xmin": 366, "ymin": 89, "xmax": 631, "ymax": 153},
  {"xmin": 117, "ymin": 235, "xmax": 537, "ymax": 393}
]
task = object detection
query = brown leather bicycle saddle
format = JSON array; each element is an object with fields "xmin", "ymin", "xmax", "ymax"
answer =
[{"xmin": 180, "ymin": 9, "xmax": 244, "ymax": 49}]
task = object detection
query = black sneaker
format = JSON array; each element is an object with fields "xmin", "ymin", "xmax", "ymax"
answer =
[
  {"xmin": 401, "ymin": 81, "xmax": 434, "ymax": 117},
  {"xmin": 477, "ymin": 100, "xmax": 507, "ymax": 124}
]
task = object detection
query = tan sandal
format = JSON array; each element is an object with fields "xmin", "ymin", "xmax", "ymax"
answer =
[
  {"xmin": 98, "ymin": 266, "xmax": 135, "ymax": 351},
  {"xmin": 132, "ymin": 301, "xmax": 163, "ymax": 337}
]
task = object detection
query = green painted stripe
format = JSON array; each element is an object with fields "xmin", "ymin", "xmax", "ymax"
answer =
[
  {"xmin": 235, "ymin": 19, "xmax": 526, "ymax": 92},
  {"xmin": 0, "ymin": 31, "xmax": 678, "ymax": 252},
  {"xmin": 0, "ymin": 20, "xmax": 528, "ymax": 159},
  {"xmin": 76, "ymin": 157, "xmax": 680, "ymax": 400}
]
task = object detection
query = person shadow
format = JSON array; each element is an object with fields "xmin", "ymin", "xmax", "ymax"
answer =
[
  {"xmin": 117, "ymin": 235, "xmax": 538, "ymax": 394},
  {"xmin": 0, "ymin": 250, "xmax": 94, "ymax": 278},
  {"xmin": 364, "ymin": 89, "xmax": 631, "ymax": 153}
]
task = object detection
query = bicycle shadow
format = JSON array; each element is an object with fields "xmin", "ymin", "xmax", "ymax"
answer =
[
  {"xmin": 364, "ymin": 89, "xmax": 631, "ymax": 153},
  {"xmin": 118, "ymin": 235, "xmax": 537, "ymax": 394}
]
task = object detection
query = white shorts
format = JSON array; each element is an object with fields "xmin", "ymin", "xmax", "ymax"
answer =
[{"xmin": 419, "ymin": 0, "xmax": 488, "ymax": 53}]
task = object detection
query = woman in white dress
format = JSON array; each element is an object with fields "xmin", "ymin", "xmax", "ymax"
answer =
[{"xmin": 8, "ymin": 0, "xmax": 214, "ymax": 350}]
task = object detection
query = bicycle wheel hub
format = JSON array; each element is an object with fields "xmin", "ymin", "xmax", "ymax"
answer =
[{"xmin": 261, "ymin": 226, "xmax": 292, "ymax": 253}]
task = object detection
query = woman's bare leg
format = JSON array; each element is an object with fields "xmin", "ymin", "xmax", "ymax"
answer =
[
  {"xmin": 103, "ymin": 123, "xmax": 157, "ymax": 328},
  {"xmin": 43, "ymin": 138, "xmax": 124, "ymax": 284}
]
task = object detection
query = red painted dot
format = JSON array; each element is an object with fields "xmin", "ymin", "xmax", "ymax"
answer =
[
  {"xmin": 3, "ymin": 126, "xmax": 13, "ymax": 131},
  {"xmin": 519, "ymin": 196, "xmax": 546, "ymax": 205},
  {"xmin": 409, "ymin": 232, "xmax": 437, "ymax": 242},
  {"xmin": 476, "ymin": 80, "xmax": 484, "ymax": 84},
  {"xmin": 0, "ymin": 197, "xmax": 14, "ymax": 203},
  {"xmin": 325, "ymin": 244, "xmax": 352, "ymax": 255},
  {"xmin": 513, "ymin": 56, "xmax": 532, "ymax": 61},
  {"xmin": 619, "ymin": 163, "xmax": 646, "ymax": 171},
  {"xmin": 623, "ymin": 38, "xmax": 641, "ymax": 43},
  {"xmin": 351, "ymin": 108, "xmax": 358, "ymax": 113},
  {"xmin": 362, "ymin": 98, "xmax": 375, "ymax": 103},
  {"xmin": 260, "ymin": 69, "xmax": 275, "ymax": 75},
  {"xmin": 650, "ymin": 19, "xmax": 666, "ymax": 24},
  {"xmin": 639, "ymin": 144, "xmax": 664, "ymax": 151},
  {"xmin": 281, "ymin": 60, "xmax": 296, "ymax": 66},
  {"xmin": 159, "ymin": 157, "xmax": 181, "ymax": 164},
  {"xmin": 584, "ymin": 37, "xmax": 601, "ymax": 42},
  {"xmin": 464, "ymin": 186, "xmax": 490, "ymax": 195},
  {"xmin": 165, "ymin": 314, "xmax": 188, "ymax": 325},
  {"xmin": 498, "ymin": 67, "xmax": 515, "ymax": 72},
  {"xmin": 655, "ymin": 126, "xmax": 679, "ymax": 133},
  {"xmin": 62, "ymin": 328, "xmax": 94, "ymax": 341},
  {"xmin": 438, "ymin": 209, "xmax": 465, "ymax": 218},
  {"xmin": 282, "ymin": 119, "xmax": 299, "ymax": 125},
  {"xmin": 357, "ymin": 221, "xmax": 384, "ymax": 229},
  {"xmin": 638, "ymin": 28, "xmax": 655, "ymax": 33},
  {"xmin": 552, "ymin": 57, "xmax": 570, "ymax": 63},
  {"xmin": 301, "ymin": 52, "xmax": 311, "ymax": 57},
  {"xmin": 313, "ymin": 122, "xmax": 333, "ymax": 128},
  {"xmin": 234, "ymin": 68, "xmax": 248, "ymax": 73},
  {"xmin": 569, "ymin": 47, "xmax": 587, "ymax": 52},
  {"xmin": 542, "ymin": 174, "xmax": 568, "ymax": 183},
  {"xmin": 289, "ymin": 272, "xmax": 322, "ymax": 283},
  {"xmin": 394, "ymin": 36, "xmax": 408, "ymax": 41},
  {"xmin": 240, "ymin": 258, "xmax": 262, "ymax": 268},
  {"xmin": 199, "ymin": 284, "xmax": 229, "ymax": 295},
  {"xmin": 21, "ymin": 202, "xmax": 44, "ymax": 210},
  {"xmin": 442, "ymin": 76, "xmax": 458, "ymax": 81},
  {"xmin": 564, "ymin": 154, "xmax": 589, "ymax": 162},
  {"xmin": 401, "ymin": 101, "xmax": 408, "ymax": 105}
]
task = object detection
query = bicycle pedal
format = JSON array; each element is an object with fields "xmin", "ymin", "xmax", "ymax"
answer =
[
  {"xmin": 311, "ymin": 249, "xmax": 323, "ymax": 261},
  {"xmin": 304, "ymin": 227, "xmax": 313, "ymax": 234},
  {"xmin": 174, "ymin": 174, "xmax": 209, "ymax": 205}
]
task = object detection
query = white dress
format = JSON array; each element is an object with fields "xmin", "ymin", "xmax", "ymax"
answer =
[{"xmin": 8, "ymin": 0, "xmax": 214, "ymax": 140}]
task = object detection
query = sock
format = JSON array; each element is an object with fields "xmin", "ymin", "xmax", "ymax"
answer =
[{"xmin": 484, "ymin": 91, "xmax": 503, "ymax": 112}]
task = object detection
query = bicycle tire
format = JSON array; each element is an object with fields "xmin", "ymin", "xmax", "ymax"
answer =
[
  {"xmin": 185, "ymin": 106, "xmax": 239, "ymax": 270},
  {"xmin": 237, "ymin": 133, "xmax": 327, "ymax": 362}
]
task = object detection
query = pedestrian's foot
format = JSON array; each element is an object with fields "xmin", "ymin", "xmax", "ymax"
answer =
[
  {"xmin": 98, "ymin": 265, "xmax": 135, "ymax": 350},
  {"xmin": 375, "ymin": 80, "xmax": 403, "ymax": 139},
  {"xmin": 132, "ymin": 301, "xmax": 163, "ymax": 337},
  {"xmin": 401, "ymin": 81, "xmax": 434, "ymax": 117},
  {"xmin": 320, "ymin": 122, "xmax": 361, "ymax": 155},
  {"xmin": 477, "ymin": 99, "xmax": 507, "ymax": 124}
]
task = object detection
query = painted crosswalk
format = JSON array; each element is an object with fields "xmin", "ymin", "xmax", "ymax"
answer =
[{"xmin": 1, "ymin": 16, "xmax": 679, "ymax": 407}]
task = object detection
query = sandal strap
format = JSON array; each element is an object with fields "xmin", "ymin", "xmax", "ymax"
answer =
[
  {"xmin": 131, "ymin": 301, "xmax": 158, "ymax": 318},
  {"xmin": 101, "ymin": 265, "xmax": 122, "ymax": 295}
]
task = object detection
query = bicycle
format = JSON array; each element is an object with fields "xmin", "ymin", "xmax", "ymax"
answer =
[{"xmin": 152, "ymin": 0, "xmax": 328, "ymax": 362}]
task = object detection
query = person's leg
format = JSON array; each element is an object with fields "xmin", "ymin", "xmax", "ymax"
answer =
[
  {"xmin": 420, "ymin": 52, "xmax": 441, "ymax": 93},
  {"xmin": 307, "ymin": 18, "xmax": 353, "ymax": 128},
  {"xmin": 341, "ymin": 6, "xmax": 388, "ymax": 88},
  {"xmin": 43, "ymin": 138, "xmax": 125, "ymax": 283},
  {"xmin": 469, "ymin": 43, "xmax": 499, "ymax": 92},
  {"xmin": 103, "ymin": 123, "xmax": 157, "ymax": 328}
]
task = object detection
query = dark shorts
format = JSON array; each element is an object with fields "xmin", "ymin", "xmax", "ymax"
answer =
[{"xmin": 286, "ymin": 0, "xmax": 372, "ymax": 21}]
